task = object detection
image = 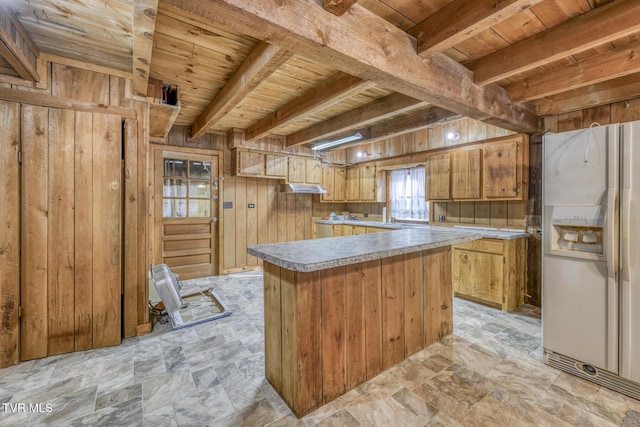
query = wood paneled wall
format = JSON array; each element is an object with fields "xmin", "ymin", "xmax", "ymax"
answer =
[
  {"xmin": 0, "ymin": 61, "xmax": 148, "ymax": 367},
  {"xmin": 540, "ymin": 97, "xmax": 640, "ymax": 133},
  {"xmin": 20, "ymin": 106, "xmax": 122, "ymax": 360},
  {"xmin": 160, "ymin": 126, "xmax": 315, "ymax": 274},
  {"xmin": 0, "ymin": 101, "xmax": 20, "ymax": 367}
]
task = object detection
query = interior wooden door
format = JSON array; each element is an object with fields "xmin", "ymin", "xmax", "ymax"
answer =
[
  {"xmin": 20, "ymin": 107, "xmax": 122, "ymax": 360},
  {"xmin": 154, "ymin": 149, "xmax": 221, "ymax": 280}
]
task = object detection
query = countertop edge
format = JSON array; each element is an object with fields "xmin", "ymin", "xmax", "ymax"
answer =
[
  {"xmin": 248, "ymin": 230, "xmax": 483, "ymax": 272},
  {"xmin": 315, "ymin": 219, "xmax": 528, "ymax": 240}
]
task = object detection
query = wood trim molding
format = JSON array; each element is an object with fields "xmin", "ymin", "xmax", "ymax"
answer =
[
  {"xmin": 0, "ymin": 86, "xmax": 137, "ymax": 119},
  {"xmin": 132, "ymin": 0, "xmax": 160, "ymax": 97}
]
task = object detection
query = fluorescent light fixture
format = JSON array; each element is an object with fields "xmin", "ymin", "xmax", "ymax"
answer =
[
  {"xmin": 446, "ymin": 131, "xmax": 461, "ymax": 141},
  {"xmin": 312, "ymin": 132, "xmax": 363, "ymax": 151}
]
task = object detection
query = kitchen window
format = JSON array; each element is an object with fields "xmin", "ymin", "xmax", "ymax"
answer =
[{"xmin": 389, "ymin": 166, "xmax": 429, "ymax": 221}]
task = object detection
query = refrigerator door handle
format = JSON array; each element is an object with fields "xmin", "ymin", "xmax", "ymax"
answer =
[
  {"xmin": 622, "ymin": 188, "xmax": 632, "ymax": 282},
  {"xmin": 605, "ymin": 190, "xmax": 618, "ymax": 279}
]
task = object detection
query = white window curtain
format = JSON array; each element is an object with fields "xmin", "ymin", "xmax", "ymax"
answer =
[{"xmin": 390, "ymin": 166, "xmax": 429, "ymax": 220}]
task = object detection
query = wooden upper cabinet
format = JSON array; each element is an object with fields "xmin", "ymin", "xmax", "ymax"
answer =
[
  {"xmin": 232, "ymin": 149, "xmax": 287, "ymax": 179},
  {"xmin": 334, "ymin": 167, "xmax": 346, "ymax": 201},
  {"xmin": 452, "ymin": 148, "xmax": 481, "ymax": 199},
  {"xmin": 266, "ymin": 153, "xmax": 288, "ymax": 178},
  {"xmin": 426, "ymin": 153, "xmax": 451, "ymax": 200},
  {"xmin": 321, "ymin": 166, "xmax": 346, "ymax": 202},
  {"xmin": 425, "ymin": 134, "xmax": 528, "ymax": 201},
  {"xmin": 237, "ymin": 150, "xmax": 264, "ymax": 176},
  {"xmin": 287, "ymin": 156, "xmax": 306, "ymax": 183},
  {"xmin": 359, "ymin": 164, "xmax": 376, "ymax": 201},
  {"xmin": 483, "ymin": 136, "xmax": 527, "ymax": 200},
  {"xmin": 306, "ymin": 158, "xmax": 322, "ymax": 184},
  {"xmin": 346, "ymin": 167, "xmax": 360, "ymax": 201}
]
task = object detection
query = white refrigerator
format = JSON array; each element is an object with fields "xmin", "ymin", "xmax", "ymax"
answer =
[{"xmin": 542, "ymin": 121, "xmax": 640, "ymax": 399}]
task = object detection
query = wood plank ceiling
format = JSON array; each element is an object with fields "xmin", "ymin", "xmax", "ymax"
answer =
[{"xmin": 2, "ymin": 0, "xmax": 640, "ymax": 148}]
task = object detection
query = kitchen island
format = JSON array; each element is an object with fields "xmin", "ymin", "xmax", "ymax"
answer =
[{"xmin": 247, "ymin": 226, "xmax": 481, "ymax": 417}]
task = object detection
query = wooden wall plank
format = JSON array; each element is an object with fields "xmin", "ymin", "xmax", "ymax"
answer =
[
  {"xmin": 47, "ymin": 108, "xmax": 76, "ymax": 355},
  {"xmin": 295, "ymin": 194, "xmax": 305, "ymax": 241},
  {"xmin": 286, "ymin": 194, "xmax": 296, "ymax": 242},
  {"xmin": 0, "ymin": 101, "xmax": 20, "ymax": 367},
  {"xmin": 123, "ymin": 118, "xmax": 139, "ymax": 338},
  {"xmin": 277, "ymin": 191, "xmax": 287, "ymax": 243},
  {"xmin": 321, "ymin": 266, "xmax": 347, "ymax": 404},
  {"xmin": 74, "ymin": 111, "xmax": 94, "ymax": 351},
  {"xmin": 363, "ymin": 259, "xmax": 382, "ymax": 379},
  {"xmin": 234, "ymin": 176, "xmax": 247, "ymax": 267},
  {"xmin": 20, "ymin": 105, "xmax": 49, "ymax": 361},
  {"xmin": 403, "ymin": 252, "xmax": 424, "ymax": 357},
  {"xmin": 345, "ymin": 263, "xmax": 365, "ymax": 389},
  {"xmin": 267, "ymin": 180, "xmax": 278, "ymax": 244},
  {"xmin": 424, "ymin": 247, "xmax": 453, "ymax": 345},
  {"xmin": 295, "ymin": 271, "xmax": 323, "ymax": 416},
  {"xmin": 264, "ymin": 262, "xmax": 283, "ymax": 394},
  {"xmin": 223, "ymin": 172, "xmax": 236, "ymax": 271},
  {"xmin": 91, "ymin": 113, "xmax": 122, "ymax": 348},
  {"xmin": 52, "ymin": 64, "xmax": 110, "ymax": 105},
  {"xmin": 381, "ymin": 255, "xmax": 404, "ymax": 370},
  {"xmin": 245, "ymin": 177, "xmax": 258, "ymax": 265}
]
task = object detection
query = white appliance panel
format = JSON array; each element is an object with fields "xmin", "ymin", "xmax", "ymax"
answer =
[
  {"xmin": 542, "ymin": 256, "xmax": 611, "ymax": 369},
  {"xmin": 620, "ymin": 121, "xmax": 640, "ymax": 382},
  {"xmin": 543, "ymin": 126, "xmax": 610, "ymax": 206}
]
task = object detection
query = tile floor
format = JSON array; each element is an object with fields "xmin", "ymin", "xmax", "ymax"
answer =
[{"xmin": 1, "ymin": 271, "xmax": 639, "ymax": 426}]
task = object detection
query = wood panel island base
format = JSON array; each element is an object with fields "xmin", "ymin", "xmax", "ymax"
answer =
[{"xmin": 248, "ymin": 227, "xmax": 481, "ymax": 417}]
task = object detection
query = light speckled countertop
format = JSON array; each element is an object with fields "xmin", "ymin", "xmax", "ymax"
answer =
[
  {"xmin": 247, "ymin": 226, "xmax": 482, "ymax": 272},
  {"xmin": 315, "ymin": 219, "xmax": 528, "ymax": 240}
]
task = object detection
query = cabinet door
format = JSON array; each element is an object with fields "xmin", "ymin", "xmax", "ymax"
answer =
[
  {"xmin": 474, "ymin": 252, "xmax": 504, "ymax": 305},
  {"xmin": 359, "ymin": 164, "xmax": 376, "ymax": 201},
  {"xmin": 426, "ymin": 153, "xmax": 451, "ymax": 200},
  {"xmin": 452, "ymin": 248, "xmax": 476, "ymax": 296},
  {"xmin": 334, "ymin": 167, "xmax": 346, "ymax": 201},
  {"xmin": 483, "ymin": 141, "xmax": 519, "ymax": 198},
  {"xmin": 306, "ymin": 158, "xmax": 322, "ymax": 184},
  {"xmin": 238, "ymin": 151, "xmax": 265, "ymax": 176},
  {"xmin": 346, "ymin": 167, "xmax": 359, "ymax": 201},
  {"xmin": 265, "ymin": 154, "xmax": 288, "ymax": 178},
  {"xmin": 352, "ymin": 225, "xmax": 367, "ymax": 235},
  {"xmin": 321, "ymin": 167, "xmax": 335, "ymax": 201},
  {"xmin": 287, "ymin": 156, "xmax": 306, "ymax": 183},
  {"xmin": 452, "ymin": 148, "xmax": 481, "ymax": 199}
]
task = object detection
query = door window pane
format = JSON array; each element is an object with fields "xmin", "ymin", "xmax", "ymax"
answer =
[
  {"xmin": 163, "ymin": 179, "xmax": 187, "ymax": 197},
  {"xmin": 189, "ymin": 180, "xmax": 210, "ymax": 198},
  {"xmin": 190, "ymin": 161, "xmax": 211, "ymax": 179},
  {"xmin": 164, "ymin": 159, "xmax": 187, "ymax": 177},
  {"xmin": 163, "ymin": 199, "xmax": 187, "ymax": 218},
  {"xmin": 189, "ymin": 200, "xmax": 210, "ymax": 217}
]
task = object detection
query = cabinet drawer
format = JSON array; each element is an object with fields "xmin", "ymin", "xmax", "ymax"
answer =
[{"xmin": 453, "ymin": 238, "xmax": 503, "ymax": 254}]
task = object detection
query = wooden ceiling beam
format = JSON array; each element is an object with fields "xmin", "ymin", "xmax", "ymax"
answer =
[
  {"xmin": 536, "ymin": 73, "xmax": 640, "ymax": 116},
  {"xmin": 192, "ymin": 42, "xmax": 292, "ymax": 139},
  {"xmin": 408, "ymin": 0, "xmax": 544, "ymax": 54},
  {"xmin": 324, "ymin": 0, "xmax": 359, "ymax": 16},
  {"xmin": 0, "ymin": 6, "xmax": 39, "ymax": 81},
  {"xmin": 286, "ymin": 92, "xmax": 427, "ymax": 147},
  {"xmin": 353, "ymin": 106, "xmax": 459, "ymax": 145},
  {"xmin": 245, "ymin": 72, "xmax": 376, "ymax": 142},
  {"xmin": 506, "ymin": 39, "xmax": 640, "ymax": 102},
  {"xmin": 162, "ymin": 0, "xmax": 539, "ymax": 133},
  {"xmin": 470, "ymin": 0, "xmax": 640, "ymax": 86},
  {"xmin": 133, "ymin": 0, "xmax": 159, "ymax": 97}
]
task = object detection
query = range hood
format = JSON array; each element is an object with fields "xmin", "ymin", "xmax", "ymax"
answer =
[{"xmin": 279, "ymin": 183, "xmax": 327, "ymax": 194}]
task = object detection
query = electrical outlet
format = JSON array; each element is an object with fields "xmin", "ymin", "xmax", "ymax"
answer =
[
  {"xmin": 248, "ymin": 203, "xmax": 255, "ymax": 208},
  {"xmin": 439, "ymin": 215, "xmax": 446, "ymax": 222},
  {"xmin": 364, "ymin": 213, "xmax": 369, "ymax": 218},
  {"xmin": 223, "ymin": 201, "xmax": 233, "ymax": 209}
]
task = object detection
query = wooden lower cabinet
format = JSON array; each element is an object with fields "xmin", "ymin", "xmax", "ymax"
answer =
[
  {"xmin": 263, "ymin": 246, "xmax": 452, "ymax": 417},
  {"xmin": 451, "ymin": 238, "xmax": 525, "ymax": 312}
]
